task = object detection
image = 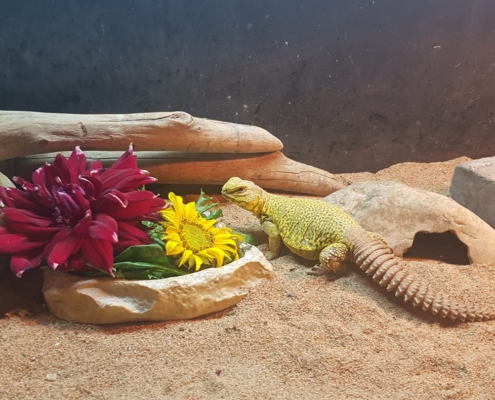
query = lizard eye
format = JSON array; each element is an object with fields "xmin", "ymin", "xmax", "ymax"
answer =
[{"xmin": 234, "ymin": 187, "xmax": 245, "ymax": 194}]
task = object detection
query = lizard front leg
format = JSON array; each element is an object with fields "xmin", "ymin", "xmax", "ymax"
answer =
[
  {"xmin": 309, "ymin": 242, "xmax": 350, "ymax": 279},
  {"xmin": 261, "ymin": 219, "xmax": 282, "ymax": 260}
]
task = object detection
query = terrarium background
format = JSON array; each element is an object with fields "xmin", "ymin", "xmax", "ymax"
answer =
[{"xmin": 1, "ymin": 0, "xmax": 494, "ymax": 173}]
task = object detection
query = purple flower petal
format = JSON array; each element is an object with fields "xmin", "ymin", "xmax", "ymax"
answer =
[
  {"xmin": 114, "ymin": 221, "xmax": 152, "ymax": 250},
  {"xmin": 53, "ymin": 153, "xmax": 75, "ymax": 184},
  {"xmin": 68, "ymin": 184, "xmax": 90, "ymax": 211},
  {"xmin": 68, "ymin": 146, "xmax": 87, "ymax": 176},
  {"xmin": 149, "ymin": 196, "xmax": 168, "ymax": 213},
  {"xmin": 31, "ymin": 167, "xmax": 46, "ymax": 187},
  {"xmin": 142, "ymin": 211, "xmax": 164, "ymax": 223},
  {"xmin": 10, "ymin": 251, "xmax": 44, "ymax": 277},
  {"xmin": 0, "ymin": 187, "xmax": 44, "ymax": 213},
  {"xmin": 81, "ymin": 238, "xmax": 114, "ymax": 275},
  {"xmin": 3, "ymin": 224, "xmax": 60, "ymax": 241},
  {"xmin": 34, "ymin": 186, "xmax": 57, "ymax": 210},
  {"xmin": 99, "ymin": 168, "xmax": 156, "ymax": 192},
  {"xmin": 109, "ymin": 143, "xmax": 137, "ymax": 170},
  {"xmin": 59, "ymin": 252, "xmax": 88, "ymax": 273},
  {"xmin": 2, "ymin": 208, "xmax": 54, "ymax": 227},
  {"xmin": 12, "ymin": 177, "xmax": 59, "ymax": 209},
  {"xmin": 72, "ymin": 209, "xmax": 93, "ymax": 235},
  {"xmin": 94, "ymin": 190, "xmax": 128, "ymax": 216},
  {"xmin": 13, "ymin": 176, "xmax": 35, "ymax": 191},
  {"xmin": 102, "ymin": 190, "xmax": 157, "ymax": 220},
  {"xmin": 43, "ymin": 163, "xmax": 63, "ymax": 194},
  {"xmin": 44, "ymin": 227, "xmax": 84, "ymax": 269},
  {"xmin": 54, "ymin": 190, "xmax": 83, "ymax": 220},
  {"xmin": 79, "ymin": 174, "xmax": 103, "ymax": 198},
  {"xmin": 89, "ymin": 214, "xmax": 118, "ymax": 243},
  {"xmin": 89, "ymin": 160, "xmax": 103, "ymax": 170},
  {"xmin": 0, "ymin": 231, "xmax": 46, "ymax": 253}
]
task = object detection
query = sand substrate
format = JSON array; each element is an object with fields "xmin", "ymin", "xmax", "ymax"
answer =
[{"xmin": 1, "ymin": 156, "xmax": 495, "ymax": 399}]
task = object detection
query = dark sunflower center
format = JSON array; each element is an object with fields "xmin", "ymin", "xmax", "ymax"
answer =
[{"xmin": 179, "ymin": 221, "xmax": 214, "ymax": 252}]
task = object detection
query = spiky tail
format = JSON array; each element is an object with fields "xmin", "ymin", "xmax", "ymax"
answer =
[{"xmin": 345, "ymin": 227, "xmax": 495, "ymax": 322}]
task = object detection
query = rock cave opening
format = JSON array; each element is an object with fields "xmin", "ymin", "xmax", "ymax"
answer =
[{"xmin": 403, "ymin": 231, "xmax": 470, "ymax": 265}]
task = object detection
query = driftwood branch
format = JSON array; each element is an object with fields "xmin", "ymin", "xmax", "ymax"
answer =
[
  {"xmin": 0, "ymin": 110, "xmax": 283, "ymax": 161},
  {"xmin": 0, "ymin": 151, "xmax": 343, "ymax": 196}
]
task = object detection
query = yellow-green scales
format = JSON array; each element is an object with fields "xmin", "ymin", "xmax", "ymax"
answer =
[{"xmin": 260, "ymin": 195, "xmax": 360, "ymax": 263}]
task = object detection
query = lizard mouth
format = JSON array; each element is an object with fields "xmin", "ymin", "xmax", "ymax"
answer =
[{"xmin": 220, "ymin": 190, "xmax": 232, "ymax": 202}]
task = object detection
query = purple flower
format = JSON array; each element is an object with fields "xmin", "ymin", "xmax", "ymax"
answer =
[{"xmin": 0, "ymin": 144, "xmax": 166, "ymax": 277}]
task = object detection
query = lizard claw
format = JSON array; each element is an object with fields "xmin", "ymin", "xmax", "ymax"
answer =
[
  {"xmin": 307, "ymin": 266, "xmax": 341, "ymax": 281},
  {"xmin": 307, "ymin": 265, "xmax": 327, "ymax": 276}
]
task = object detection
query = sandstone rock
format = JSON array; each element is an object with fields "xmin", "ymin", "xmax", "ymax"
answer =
[
  {"xmin": 323, "ymin": 181, "xmax": 495, "ymax": 264},
  {"xmin": 450, "ymin": 157, "xmax": 495, "ymax": 228},
  {"xmin": 42, "ymin": 246, "xmax": 273, "ymax": 324}
]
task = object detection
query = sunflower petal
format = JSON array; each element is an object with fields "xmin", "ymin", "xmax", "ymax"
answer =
[
  {"xmin": 201, "ymin": 219, "xmax": 216, "ymax": 229},
  {"xmin": 168, "ymin": 192, "xmax": 184, "ymax": 219},
  {"xmin": 213, "ymin": 238, "xmax": 238, "ymax": 246},
  {"xmin": 190, "ymin": 254, "xmax": 204, "ymax": 271},
  {"xmin": 165, "ymin": 240, "xmax": 183, "ymax": 255},
  {"xmin": 179, "ymin": 249, "xmax": 193, "ymax": 267},
  {"xmin": 184, "ymin": 202, "xmax": 199, "ymax": 221},
  {"xmin": 201, "ymin": 247, "xmax": 225, "ymax": 268}
]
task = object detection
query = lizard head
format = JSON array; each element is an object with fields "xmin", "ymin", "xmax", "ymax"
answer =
[{"xmin": 221, "ymin": 177, "xmax": 266, "ymax": 216}]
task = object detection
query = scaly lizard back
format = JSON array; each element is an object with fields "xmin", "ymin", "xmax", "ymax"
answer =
[{"xmin": 222, "ymin": 177, "xmax": 495, "ymax": 323}]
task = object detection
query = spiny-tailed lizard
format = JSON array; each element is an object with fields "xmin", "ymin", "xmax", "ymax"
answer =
[{"xmin": 221, "ymin": 177, "xmax": 494, "ymax": 322}]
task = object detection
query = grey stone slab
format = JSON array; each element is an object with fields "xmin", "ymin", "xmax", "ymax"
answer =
[{"xmin": 450, "ymin": 157, "xmax": 495, "ymax": 228}]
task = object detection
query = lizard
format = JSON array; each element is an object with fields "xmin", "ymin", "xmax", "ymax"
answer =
[{"xmin": 221, "ymin": 177, "xmax": 495, "ymax": 323}]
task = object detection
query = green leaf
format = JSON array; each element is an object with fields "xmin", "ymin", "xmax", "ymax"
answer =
[
  {"xmin": 195, "ymin": 189, "xmax": 223, "ymax": 220},
  {"xmin": 233, "ymin": 230, "xmax": 257, "ymax": 245},
  {"xmin": 110, "ymin": 243, "xmax": 188, "ymax": 279},
  {"xmin": 112, "ymin": 261, "xmax": 187, "ymax": 279},
  {"xmin": 152, "ymin": 237, "xmax": 166, "ymax": 246},
  {"xmin": 114, "ymin": 243, "xmax": 167, "ymax": 263},
  {"xmin": 141, "ymin": 220, "xmax": 165, "ymax": 242}
]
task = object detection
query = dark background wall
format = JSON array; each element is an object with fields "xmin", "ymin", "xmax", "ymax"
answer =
[{"xmin": 1, "ymin": 0, "xmax": 494, "ymax": 172}]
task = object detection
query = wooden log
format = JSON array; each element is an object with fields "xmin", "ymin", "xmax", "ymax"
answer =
[
  {"xmin": 0, "ymin": 110, "xmax": 283, "ymax": 161},
  {"xmin": 0, "ymin": 151, "xmax": 343, "ymax": 196}
]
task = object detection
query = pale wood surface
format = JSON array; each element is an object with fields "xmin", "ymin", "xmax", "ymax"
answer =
[
  {"xmin": 0, "ymin": 151, "xmax": 343, "ymax": 196},
  {"xmin": 0, "ymin": 110, "xmax": 283, "ymax": 161}
]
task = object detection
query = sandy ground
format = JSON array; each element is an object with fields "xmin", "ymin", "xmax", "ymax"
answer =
[{"xmin": 2, "ymin": 156, "xmax": 495, "ymax": 400}]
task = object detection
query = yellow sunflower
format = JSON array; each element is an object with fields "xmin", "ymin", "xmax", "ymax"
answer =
[{"xmin": 159, "ymin": 192, "xmax": 242, "ymax": 271}]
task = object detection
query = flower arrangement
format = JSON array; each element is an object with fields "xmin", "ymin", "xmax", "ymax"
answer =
[{"xmin": 0, "ymin": 145, "xmax": 248, "ymax": 280}]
